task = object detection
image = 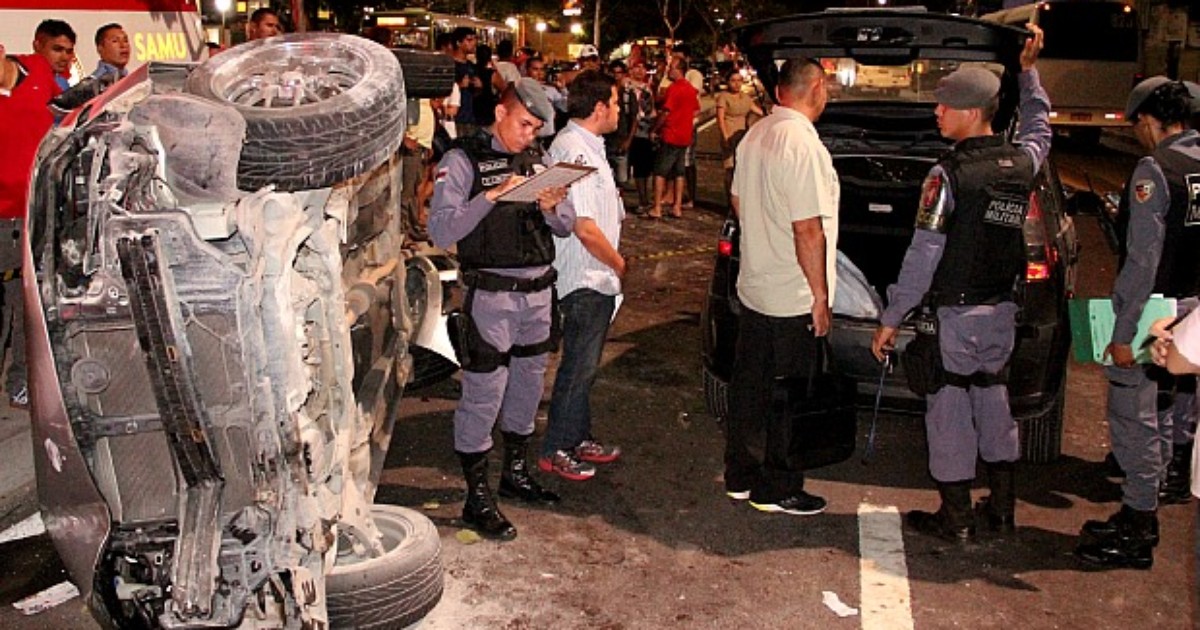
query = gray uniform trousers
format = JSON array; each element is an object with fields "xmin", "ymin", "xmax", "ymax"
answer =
[
  {"xmin": 1104, "ymin": 365, "xmax": 1194, "ymax": 511},
  {"xmin": 453, "ymin": 286, "xmax": 553, "ymax": 454},
  {"xmin": 927, "ymin": 302, "xmax": 1021, "ymax": 482}
]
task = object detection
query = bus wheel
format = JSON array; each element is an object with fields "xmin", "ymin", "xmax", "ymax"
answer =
[{"xmin": 185, "ymin": 33, "xmax": 406, "ymax": 193}]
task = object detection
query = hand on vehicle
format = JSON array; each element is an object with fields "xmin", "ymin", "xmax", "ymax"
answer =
[
  {"xmin": 1149, "ymin": 317, "xmax": 1175, "ymax": 368},
  {"xmin": 1020, "ymin": 23, "xmax": 1044, "ymax": 71},
  {"xmin": 871, "ymin": 325, "xmax": 897, "ymax": 362},
  {"xmin": 1104, "ymin": 342, "xmax": 1136, "ymax": 368},
  {"xmin": 537, "ymin": 185, "xmax": 568, "ymax": 213},
  {"xmin": 484, "ymin": 174, "xmax": 527, "ymax": 203},
  {"xmin": 811, "ymin": 299, "xmax": 831, "ymax": 338}
]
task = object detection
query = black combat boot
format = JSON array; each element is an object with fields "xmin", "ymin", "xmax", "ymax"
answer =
[
  {"xmin": 976, "ymin": 460, "xmax": 1016, "ymax": 535},
  {"xmin": 1081, "ymin": 503, "xmax": 1160, "ymax": 545},
  {"xmin": 497, "ymin": 431, "xmax": 561, "ymax": 504},
  {"xmin": 458, "ymin": 450, "xmax": 517, "ymax": 541},
  {"xmin": 1075, "ymin": 506, "xmax": 1158, "ymax": 570},
  {"xmin": 906, "ymin": 480, "xmax": 976, "ymax": 543},
  {"xmin": 1158, "ymin": 441, "xmax": 1193, "ymax": 505}
]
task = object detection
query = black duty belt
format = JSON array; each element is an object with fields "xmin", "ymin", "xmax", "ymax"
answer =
[
  {"xmin": 933, "ymin": 289, "xmax": 1012, "ymax": 307},
  {"xmin": 461, "ymin": 268, "xmax": 557, "ymax": 293}
]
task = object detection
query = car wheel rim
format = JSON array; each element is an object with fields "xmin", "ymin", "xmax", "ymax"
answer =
[
  {"xmin": 335, "ymin": 510, "xmax": 409, "ymax": 567},
  {"xmin": 210, "ymin": 40, "xmax": 370, "ymax": 108}
]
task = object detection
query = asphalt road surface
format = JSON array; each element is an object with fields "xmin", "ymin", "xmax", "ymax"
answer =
[{"xmin": 2, "ymin": 128, "xmax": 1193, "ymax": 629}]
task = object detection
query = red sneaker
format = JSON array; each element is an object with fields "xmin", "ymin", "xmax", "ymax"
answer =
[
  {"xmin": 574, "ymin": 439, "xmax": 621, "ymax": 464},
  {"xmin": 537, "ymin": 450, "xmax": 596, "ymax": 481}
]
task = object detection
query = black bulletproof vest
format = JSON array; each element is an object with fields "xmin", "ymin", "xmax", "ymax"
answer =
[
  {"xmin": 931, "ymin": 135, "xmax": 1035, "ymax": 303},
  {"xmin": 453, "ymin": 130, "xmax": 555, "ymax": 270},
  {"xmin": 1151, "ymin": 137, "xmax": 1200, "ymax": 297},
  {"xmin": 1115, "ymin": 133, "xmax": 1200, "ymax": 298}
]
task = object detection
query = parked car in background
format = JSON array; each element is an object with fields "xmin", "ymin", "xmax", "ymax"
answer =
[
  {"xmin": 702, "ymin": 10, "xmax": 1079, "ymax": 463},
  {"xmin": 26, "ymin": 34, "xmax": 454, "ymax": 629}
]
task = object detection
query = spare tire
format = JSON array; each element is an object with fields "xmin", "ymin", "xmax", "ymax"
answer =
[
  {"xmin": 326, "ymin": 505, "xmax": 443, "ymax": 629},
  {"xmin": 185, "ymin": 33, "xmax": 406, "ymax": 192},
  {"xmin": 391, "ymin": 49, "xmax": 455, "ymax": 99}
]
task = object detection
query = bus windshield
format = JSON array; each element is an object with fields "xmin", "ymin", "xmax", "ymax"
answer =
[{"xmin": 1038, "ymin": 3, "xmax": 1137, "ymax": 62}]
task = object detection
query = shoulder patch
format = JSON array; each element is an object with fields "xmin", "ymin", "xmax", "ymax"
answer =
[
  {"xmin": 915, "ymin": 172, "xmax": 950, "ymax": 233},
  {"xmin": 1185, "ymin": 174, "xmax": 1200, "ymax": 226},
  {"xmin": 1133, "ymin": 179, "xmax": 1156, "ymax": 204}
]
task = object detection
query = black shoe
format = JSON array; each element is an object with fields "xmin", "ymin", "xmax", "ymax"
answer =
[
  {"xmin": 906, "ymin": 481, "xmax": 975, "ymax": 543},
  {"xmin": 498, "ymin": 431, "xmax": 561, "ymax": 504},
  {"xmin": 974, "ymin": 496, "xmax": 1016, "ymax": 535},
  {"xmin": 458, "ymin": 450, "xmax": 517, "ymax": 541},
  {"xmin": 1158, "ymin": 441, "xmax": 1192, "ymax": 505},
  {"xmin": 1075, "ymin": 506, "xmax": 1157, "ymax": 570},
  {"xmin": 1075, "ymin": 538, "xmax": 1154, "ymax": 570},
  {"xmin": 749, "ymin": 491, "xmax": 827, "ymax": 515},
  {"xmin": 1081, "ymin": 504, "xmax": 1160, "ymax": 546},
  {"xmin": 498, "ymin": 475, "xmax": 561, "ymax": 504},
  {"xmin": 977, "ymin": 461, "xmax": 1016, "ymax": 535}
]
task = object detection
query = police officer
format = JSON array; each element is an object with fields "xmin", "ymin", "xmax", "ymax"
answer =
[
  {"xmin": 430, "ymin": 79, "xmax": 576, "ymax": 541},
  {"xmin": 871, "ymin": 26, "xmax": 1049, "ymax": 543},
  {"xmin": 1075, "ymin": 78, "xmax": 1200, "ymax": 569}
]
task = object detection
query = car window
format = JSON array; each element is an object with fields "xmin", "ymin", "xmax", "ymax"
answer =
[{"xmin": 814, "ymin": 57, "xmax": 1004, "ymax": 104}]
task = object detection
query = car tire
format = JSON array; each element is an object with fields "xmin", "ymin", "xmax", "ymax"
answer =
[
  {"xmin": 185, "ymin": 33, "xmax": 406, "ymax": 193},
  {"xmin": 1019, "ymin": 381, "xmax": 1064, "ymax": 463},
  {"xmin": 702, "ymin": 367, "xmax": 729, "ymax": 422},
  {"xmin": 391, "ymin": 49, "xmax": 456, "ymax": 99},
  {"xmin": 326, "ymin": 505, "xmax": 444, "ymax": 630}
]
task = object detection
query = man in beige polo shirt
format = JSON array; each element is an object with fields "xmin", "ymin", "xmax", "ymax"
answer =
[{"xmin": 724, "ymin": 58, "xmax": 839, "ymax": 516}]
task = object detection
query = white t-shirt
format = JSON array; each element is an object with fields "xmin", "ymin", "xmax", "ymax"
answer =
[
  {"xmin": 1173, "ymin": 309, "xmax": 1200, "ymax": 498},
  {"xmin": 495, "ymin": 60, "xmax": 521, "ymax": 85},
  {"xmin": 731, "ymin": 106, "xmax": 839, "ymax": 317}
]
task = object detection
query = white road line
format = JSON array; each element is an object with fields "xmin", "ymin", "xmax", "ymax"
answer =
[
  {"xmin": 697, "ymin": 118, "xmax": 718, "ymax": 134},
  {"xmin": 858, "ymin": 503, "xmax": 914, "ymax": 630},
  {"xmin": 0, "ymin": 511, "xmax": 45, "ymax": 544}
]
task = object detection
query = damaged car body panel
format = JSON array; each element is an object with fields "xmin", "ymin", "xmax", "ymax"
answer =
[{"xmin": 25, "ymin": 34, "xmax": 452, "ymax": 629}]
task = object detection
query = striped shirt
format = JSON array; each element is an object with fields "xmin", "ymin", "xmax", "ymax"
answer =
[{"xmin": 549, "ymin": 121, "xmax": 625, "ymax": 297}]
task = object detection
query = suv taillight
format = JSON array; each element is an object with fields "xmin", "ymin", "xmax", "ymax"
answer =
[
  {"xmin": 718, "ymin": 238, "xmax": 733, "ymax": 257},
  {"xmin": 1023, "ymin": 190, "xmax": 1052, "ymax": 282}
]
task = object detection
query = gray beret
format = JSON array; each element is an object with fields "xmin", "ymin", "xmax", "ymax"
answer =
[
  {"xmin": 512, "ymin": 77, "xmax": 555, "ymax": 123},
  {"xmin": 1125, "ymin": 76, "xmax": 1171, "ymax": 121},
  {"xmin": 933, "ymin": 67, "xmax": 1001, "ymax": 110}
]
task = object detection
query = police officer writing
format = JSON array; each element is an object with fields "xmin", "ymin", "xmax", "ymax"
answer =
[
  {"xmin": 430, "ymin": 78, "xmax": 575, "ymax": 541},
  {"xmin": 1074, "ymin": 78, "xmax": 1200, "ymax": 570},
  {"xmin": 871, "ymin": 25, "xmax": 1050, "ymax": 543}
]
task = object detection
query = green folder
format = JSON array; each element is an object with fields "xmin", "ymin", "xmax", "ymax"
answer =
[{"xmin": 1068, "ymin": 296, "xmax": 1176, "ymax": 365}]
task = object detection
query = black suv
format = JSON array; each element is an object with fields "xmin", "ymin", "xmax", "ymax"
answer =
[{"xmin": 700, "ymin": 10, "xmax": 1080, "ymax": 463}]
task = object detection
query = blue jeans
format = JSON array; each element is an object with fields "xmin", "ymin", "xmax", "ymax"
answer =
[{"xmin": 542, "ymin": 289, "xmax": 616, "ymax": 458}]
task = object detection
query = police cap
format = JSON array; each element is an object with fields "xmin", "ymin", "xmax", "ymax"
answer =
[
  {"xmin": 933, "ymin": 67, "xmax": 1001, "ymax": 110},
  {"xmin": 512, "ymin": 77, "xmax": 555, "ymax": 124},
  {"xmin": 1125, "ymin": 76, "xmax": 1172, "ymax": 121}
]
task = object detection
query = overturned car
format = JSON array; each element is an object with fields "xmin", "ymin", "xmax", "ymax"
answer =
[{"xmin": 24, "ymin": 34, "xmax": 453, "ymax": 628}]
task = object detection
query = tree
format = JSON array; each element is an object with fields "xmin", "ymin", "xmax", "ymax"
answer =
[{"xmin": 656, "ymin": 0, "xmax": 691, "ymax": 43}]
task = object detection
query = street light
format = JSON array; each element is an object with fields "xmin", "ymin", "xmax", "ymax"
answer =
[
  {"xmin": 535, "ymin": 21, "xmax": 547, "ymax": 50},
  {"xmin": 214, "ymin": 0, "xmax": 231, "ymax": 48},
  {"xmin": 569, "ymin": 22, "xmax": 583, "ymax": 36}
]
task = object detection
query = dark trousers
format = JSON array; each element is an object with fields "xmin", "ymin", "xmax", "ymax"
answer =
[
  {"xmin": 542, "ymin": 289, "xmax": 616, "ymax": 458},
  {"xmin": 725, "ymin": 306, "xmax": 818, "ymax": 501}
]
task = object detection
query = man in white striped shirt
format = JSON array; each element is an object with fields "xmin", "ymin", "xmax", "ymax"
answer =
[{"xmin": 539, "ymin": 70, "xmax": 628, "ymax": 481}]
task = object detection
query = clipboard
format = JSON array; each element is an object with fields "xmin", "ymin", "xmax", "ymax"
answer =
[
  {"xmin": 1068, "ymin": 296, "xmax": 1176, "ymax": 365},
  {"xmin": 495, "ymin": 163, "xmax": 596, "ymax": 203}
]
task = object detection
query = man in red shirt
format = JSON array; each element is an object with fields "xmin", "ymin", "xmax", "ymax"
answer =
[
  {"xmin": 650, "ymin": 58, "xmax": 699, "ymax": 219},
  {"xmin": 0, "ymin": 20, "xmax": 70, "ymax": 407}
]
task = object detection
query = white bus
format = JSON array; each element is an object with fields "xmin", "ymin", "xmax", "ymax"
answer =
[
  {"xmin": 982, "ymin": 0, "xmax": 1139, "ymax": 144},
  {"xmin": 0, "ymin": 0, "xmax": 206, "ymax": 83},
  {"xmin": 364, "ymin": 8, "xmax": 513, "ymax": 52}
]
